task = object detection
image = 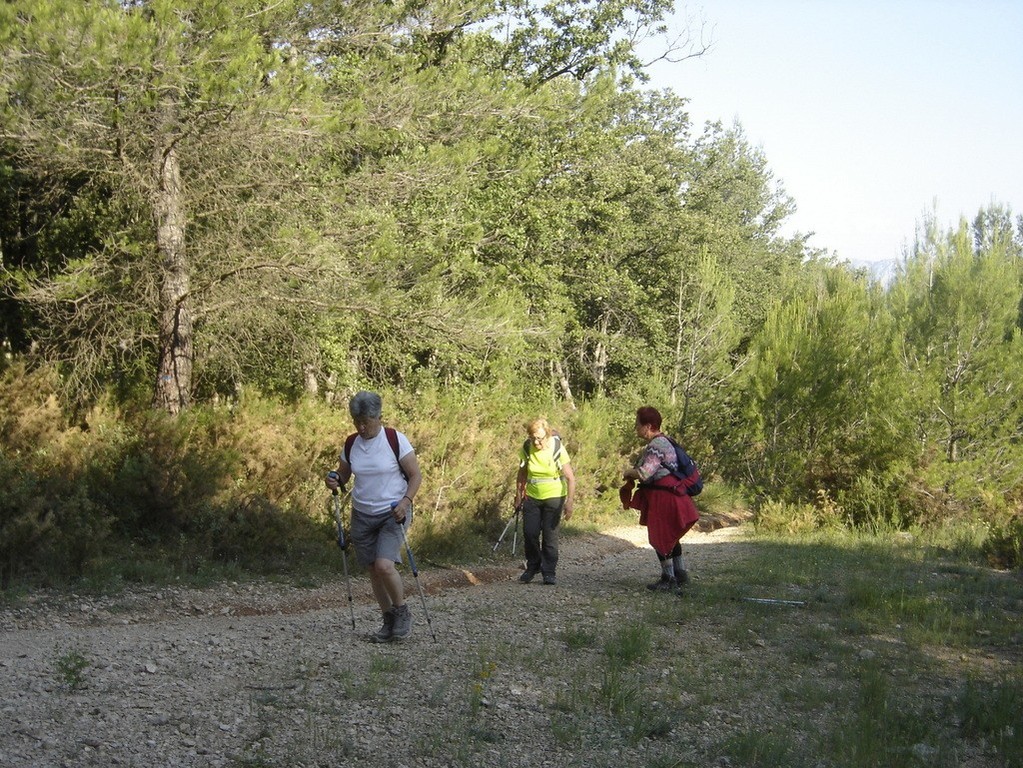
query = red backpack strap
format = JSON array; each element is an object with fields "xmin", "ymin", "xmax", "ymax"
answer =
[
  {"xmin": 385, "ymin": 427, "xmax": 409, "ymax": 480},
  {"xmin": 342, "ymin": 433, "xmax": 358, "ymax": 466},
  {"xmin": 384, "ymin": 427, "xmax": 399, "ymax": 460}
]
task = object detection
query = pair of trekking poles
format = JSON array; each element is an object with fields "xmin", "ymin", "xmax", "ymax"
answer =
[
  {"xmin": 328, "ymin": 471, "xmax": 436, "ymax": 642},
  {"xmin": 492, "ymin": 501, "xmax": 523, "ymax": 554}
]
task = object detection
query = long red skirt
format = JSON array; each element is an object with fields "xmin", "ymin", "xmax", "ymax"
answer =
[{"xmin": 620, "ymin": 477, "xmax": 699, "ymax": 556}]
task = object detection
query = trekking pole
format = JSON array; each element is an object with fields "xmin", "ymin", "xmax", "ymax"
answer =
[
  {"xmin": 493, "ymin": 511, "xmax": 515, "ymax": 553},
  {"xmin": 512, "ymin": 502, "xmax": 519, "ymax": 554},
  {"xmin": 492, "ymin": 502, "xmax": 522, "ymax": 554},
  {"xmin": 328, "ymin": 472, "xmax": 356, "ymax": 631},
  {"xmin": 392, "ymin": 502, "xmax": 437, "ymax": 642}
]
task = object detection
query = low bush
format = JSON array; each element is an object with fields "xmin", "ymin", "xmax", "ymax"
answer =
[{"xmin": 982, "ymin": 510, "xmax": 1023, "ymax": 569}]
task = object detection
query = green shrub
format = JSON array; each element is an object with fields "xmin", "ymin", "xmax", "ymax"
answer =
[
  {"xmin": 191, "ymin": 494, "xmax": 332, "ymax": 572},
  {"xmin": 0, "ymin": 369, "xmax": 117, "ymax": 585},
  {"xmin": 220, "ymin": 394, "xmax": 340, "ymax": 511},
  {"xmin": 753, "ymin": 499, "xmax": 827, "ymax": 535},
  {"xmin": 54, "ymin": 646, "xmax": 89, "ymax": 691},
  {"xmin": 982, "ymin": 511, "xmax": 1023, "ymax": 569},
  {"xmin": 4, "ymin": 357, "xmax": 1019, "ymax": 591},
  {"xmin": 0, "ymin": 455, "xmax": 113, "ymax": 587},
  {"xmin": 0, "ymin": 363, "xmax": 67, "ymax": 453},
  {"xmin": 956, "ymin": 676, "xmax": 1023, "ymax": 765}
]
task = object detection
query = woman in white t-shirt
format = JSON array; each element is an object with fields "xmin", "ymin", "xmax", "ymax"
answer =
[{"xmin": 326, "ymin": 391, "xmax": 422, "ymax": 642}]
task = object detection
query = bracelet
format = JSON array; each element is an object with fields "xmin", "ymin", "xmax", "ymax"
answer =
[{"xmin": 402, "ymin": 495, "xmax": 413, "ymax": 504}]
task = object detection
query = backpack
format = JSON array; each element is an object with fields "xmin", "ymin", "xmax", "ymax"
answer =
[
  {"xmin": 344, "ymin": 427, "xmax": 408, "ymax": 480},
  {"xmin": 521, "ymin": 433, "xmax": 564, "ymax": 473},
  {"xmin": 661, "ymin": 435, "xmax": 703, "ymax": 496}
]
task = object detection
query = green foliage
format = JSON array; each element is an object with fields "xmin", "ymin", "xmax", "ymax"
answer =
[
  {"xmin": 735, "ymin": 265, "xmax": 915, "ymax": 510},
  {"xmin": 891, "ymin": 214, "xmax": 1023, "ymax": 518},
  {"xmin": 0, "ymin": 363, "xmax": 66, "ymax": 451},
  {"xmin": 956, "ymin": 675, "xmax": 1023, "ymax": 765},
  {"xmin": 79, "ymin": 408, "xmax": 235, "ymax": 538},
  {"xmin": 723, "ymin": 209, "xmax": 1023, "ymax": 534},
  {"xmin": 54, "ymin": 646, "xmax": 89, "ymax": 691},
  {"xmin": 753, "ymin": 498, "xmax": 837, "ymax": 535},
  {"xmin": 0, "ymin": 453, "xmax": 112, "ymax": 588},
  {"xmin": 2, "ymin": 0, "xmax": 329, "ymax": 407},
  {"xmin": 491, "ymin": 0, "xmax": 677, "ymax": 88},
  {"xmin": 191, "ymin": 495, "xmax": 330, "ymax": 573},
  {"xmin": 0, "ymin": 369, "xmax": 341, "ymax": 585},
  {"xmin": 0, "ymin": 365, "xmax": 112, "ymax": 585},
  {"xmin": 602, "ymin": 623, "xmax": 652, "ymax": 667},
  {"xmin": 982, "ymin": 510, "xmax": 1023, "ymax": 569}
]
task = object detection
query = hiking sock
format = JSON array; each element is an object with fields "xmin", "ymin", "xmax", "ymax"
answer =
[
  {"xmin": 671, "ymin": 555, "xmax": 686, "ymax": 580},
  {"xmin": 668, "ymin": 543, "xmax": 686, "ymax": 581},
  {"xmin": 658, "ymin": 554, "xmax": 676, "ymax": 581}
]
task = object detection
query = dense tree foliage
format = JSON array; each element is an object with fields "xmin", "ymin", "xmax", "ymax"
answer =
[
  {"xmin": 734, "ymin": 264, "xmax": 915, "ymax": 515},
  {"xmin": 1, "ymin": 0, "xmax": 333, "ymax": 410},
  {"xmin": 890, "ymin": 212, "xmax": 1023, "ymax": 515}
]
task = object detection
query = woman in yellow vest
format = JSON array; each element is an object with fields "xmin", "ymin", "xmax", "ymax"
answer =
[{"xmin": 514, "ymin": 418, "xmax": 576, "ymax": 585}]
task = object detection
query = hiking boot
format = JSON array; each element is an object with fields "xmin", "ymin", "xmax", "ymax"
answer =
[
  {"xmin": 542, "ymin": 574, "xmax": 557, "ymax": 586},
  {"xmin": 391, "ymin": 603, "xmax": 413, "ymax": 640},
  {"xmin": 677, "ymin": 569, "xmax": 690, "ymax": 586},
  {"xmin": 371, "ymin": 608, "xmax": 396, "ymax": 643},
  {"xmin": 646, "ymin": 574, "xmax": 671, "ymax": 591},
  {"xmin": 519, "ymin": 570, "xmax": 538, "ymax": 583},
  {"xmin": 649, "ymin": 577, "xmax": 680, "ymax": 592}
]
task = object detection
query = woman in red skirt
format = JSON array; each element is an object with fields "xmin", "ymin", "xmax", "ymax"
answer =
[{"xmin": 620, "ymin": 406, "xmax": 700, "ymax": 592}]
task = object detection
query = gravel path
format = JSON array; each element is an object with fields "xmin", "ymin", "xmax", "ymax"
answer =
[{"xmin": 0, "ymin": 522, "xmax": 749, "ymax": 768}]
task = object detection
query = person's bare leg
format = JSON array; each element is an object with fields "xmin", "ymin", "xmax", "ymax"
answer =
[{"xmin": 371, "ymin": 559, "xmax": 405, "ymax": 608}]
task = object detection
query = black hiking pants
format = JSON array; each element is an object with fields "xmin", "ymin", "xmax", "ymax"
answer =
[{"xmin": 521, "ymin": 495, "xmax": 564, "ymax": 577}]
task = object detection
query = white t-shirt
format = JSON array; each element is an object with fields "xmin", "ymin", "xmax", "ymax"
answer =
[{"xmin": 344, "ymin": 429, "xmax": 414, "ymax": 517}]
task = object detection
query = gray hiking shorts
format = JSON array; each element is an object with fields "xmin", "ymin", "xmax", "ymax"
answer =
[{"xmin": 350, "ymin": 508, "xmax": 410, "ymax": 567}]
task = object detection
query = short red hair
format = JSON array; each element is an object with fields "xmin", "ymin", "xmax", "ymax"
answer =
[{"xmin": 636, "ymin": 406, "xmax": 662, "ymax": 430}]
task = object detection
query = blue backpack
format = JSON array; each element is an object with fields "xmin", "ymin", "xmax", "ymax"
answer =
[{"xmin": 662, "ymin": 436, "xmax": 703, "ymax": 496}]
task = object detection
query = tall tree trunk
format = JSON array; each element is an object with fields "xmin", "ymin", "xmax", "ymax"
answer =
[
  {"xmin": 593, "ymin": 313, "xmax": 610, "ymax": 393},
  {"xmin": 152, "ymin": 136, "xmax": 192, "ymax": 414},
  {"xmin": 670, "ymin": 266, "xmax": 685, "ymax": 405},
  {"xmin": 553, "ymin": 359, "xmax": 576, "ymax": 410},
  {"xmin": 672, "ymin": 261, "xmax": 707, "ymax": 431},
  {"xmin": 304, "ymin": 362, "xmax": 319, "ymax": 396}
]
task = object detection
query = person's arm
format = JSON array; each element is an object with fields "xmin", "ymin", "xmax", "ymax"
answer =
[
  {"xmin": 561, "ymin": 462, "xmax": 576, "ymax": 520},
  {"xmin": 515, "ymin": 465, "xmax": 528, "ymax": 506},
  {"xmin": 623, "ymin": 443, "xmax": 656, "ymax": 482},
  {"xmin": 393, "ymin": 451, "xmax": 422, "ymax": 521},
  {"xmin": 622, "ymin": 449, "xmax": 644, "ymax": 481}
]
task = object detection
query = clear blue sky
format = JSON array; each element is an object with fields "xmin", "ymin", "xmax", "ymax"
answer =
[{"xmin": 642, "ymin": 1, "xmax": 1023, "ymax": 264}]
